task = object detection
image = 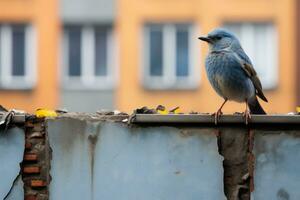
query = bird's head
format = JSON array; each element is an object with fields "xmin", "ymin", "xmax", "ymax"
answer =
[{"xmin": 198, "ymin": 29, "xmax": 240, "ymax": 51}]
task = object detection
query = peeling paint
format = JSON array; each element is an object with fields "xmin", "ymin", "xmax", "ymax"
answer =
[{"xmin": 217, "ymin": 127, "xmax": 250, "ymax": 200}]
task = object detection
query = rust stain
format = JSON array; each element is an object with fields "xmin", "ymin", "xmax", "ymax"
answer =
[{"xmin": 248, "ymin": 129, "xmax": 255, "ymax": 193}]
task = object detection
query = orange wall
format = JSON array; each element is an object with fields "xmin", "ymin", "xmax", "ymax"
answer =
[
  {"xmin": 117, "ymin": 0, "xmax": 297, "ymax": 114},
  {"xmin": 0, "ymin": 0, "xmax": 59, "ymax": 113}
]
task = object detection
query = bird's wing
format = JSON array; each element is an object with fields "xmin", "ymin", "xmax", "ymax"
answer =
[{"xmin": 233, "ymin": 49, "xmax": 268, "ymax": 102}]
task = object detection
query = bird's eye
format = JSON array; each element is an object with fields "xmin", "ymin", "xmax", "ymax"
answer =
[{"xmin": 215, "ymin": 36, "xmax": 222, "ymax": 40}]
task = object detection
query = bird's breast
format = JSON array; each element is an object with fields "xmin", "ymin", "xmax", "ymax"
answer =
[{"xmin": 205, "ymin": 52, "xmax": 255, "ymax": 102}]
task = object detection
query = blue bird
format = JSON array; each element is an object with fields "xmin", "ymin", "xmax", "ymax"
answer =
[{"xmin": 199, "ymin": 28, "xmax": 268, "ymax": 124}]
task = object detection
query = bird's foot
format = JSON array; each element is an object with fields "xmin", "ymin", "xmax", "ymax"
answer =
[
  {"xmin": 243, "ymin": 110, "xmax": 251, "ymax": 125},
  {"xmin": 212, "ymin": 109, "xmax": 223, "ymax": 125}
]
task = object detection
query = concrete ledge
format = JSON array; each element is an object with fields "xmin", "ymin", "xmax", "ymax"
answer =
[{"xmin": 131, "ymin": 114, "xmax": 300, "ymax": 124}]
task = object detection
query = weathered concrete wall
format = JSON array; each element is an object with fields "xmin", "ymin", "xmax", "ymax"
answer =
[
  {"xmin": 253, "ymin": 131, "xmax": 300, "ymax": 200},
  {"xmin": 0, "ymin": 127, "xmax": 25, "ymax": 199},
  {"xmin": 47, "ymin": 118, "xmax": 226, "ymax": 200},
  {"xmin": 1, "ymin": 114, "xmax": 300, "ymax": 200}
]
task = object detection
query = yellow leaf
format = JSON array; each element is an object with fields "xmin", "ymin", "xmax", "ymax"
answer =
[
  {"xmin": 35, "ymin": 108, "xmax": 58, "ymax": 118},
  {"xmin": 156, "ymin": 105, "xmax": 168, "ymax": 114},
  {"xmin": 296, "ymin": 107, "xmax": 300, "ymax": 113},
  {"xmin": 174, "ymin": 109, "xmax": 181, "ymax": 114},
  {"xmin": 157, "ymin": 109, "xmax": 168, "ymax": 115}
]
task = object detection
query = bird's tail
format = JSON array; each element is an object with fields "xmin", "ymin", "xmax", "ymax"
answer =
[{"xmin": 248, "ymin": 97, "xmax": 266, "ymax": 114}]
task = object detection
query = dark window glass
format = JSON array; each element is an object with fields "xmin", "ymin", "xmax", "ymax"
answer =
[
  {"xmin": 95, "ymin": 28, "xmax": 107, "ymax": 76},
  {"xmin": 149, "ymin": 26, "xmax": 163, "ymax": 76},
  {"xmin": 12, "ymin": 25, "xmax": 25, "ymax": 76},
  {"xmin": 176, "ymin": 28, "xmax": 189, "ymax": 77},
  {"xmin": 67, "ymin": 26, "xmax": 81, "ymax": 76}
]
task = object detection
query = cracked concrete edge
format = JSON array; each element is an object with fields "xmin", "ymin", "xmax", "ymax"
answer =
[
  {"xmin": 216, "ymin": 128, "xmax": 252, "ymax": 200},
  {"xmin": 22, "ymin": 117, "xmax": 51, "ymax": 200},
  {"xmin": 4, "ymin": 172, "xmax": 22, "ymax": 200}
]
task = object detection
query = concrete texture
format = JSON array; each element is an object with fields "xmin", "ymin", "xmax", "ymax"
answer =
[
  {"xmin": 5, "ymin": 175, "xmax": 23, "ymax": 200},
  {"xmin": 47, "ymin": 118, "xmax": 225, "ymax": 200},
  {"xmin": 0, "ymin": 128, "xmax": 25, "ymax": 199},
  {"xmin": 253, "ymin": 131, "xmax": 300, "ymax": 200}
]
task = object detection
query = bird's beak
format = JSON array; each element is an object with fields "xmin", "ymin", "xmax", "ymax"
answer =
[{"xmin": 198, "ymin": 36, "xmax": 212, "ymax": 43}]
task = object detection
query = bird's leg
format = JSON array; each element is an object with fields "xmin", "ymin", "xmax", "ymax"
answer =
[
  {"xmin": 243, "ymin": 99, "xmax": 251, "ymax": 125},
  {"xmin": 212, "ymin": 99, "xmax": 228, "ymax": 125}
]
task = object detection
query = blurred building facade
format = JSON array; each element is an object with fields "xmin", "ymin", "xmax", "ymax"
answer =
[
  {"xmin": 117, "ymin": 0, "xmax": 297, "ymax": 114},
  {"xmin": 0, "ymin": 0, "xmax": 298, "ymax": 113},
  {"xmin": 59, "ymin": 0, "xmax": 117, "ymax": 112},
  {"xmin": 0, "ymin": 0, "xmax": 59, "ymax": 112}
]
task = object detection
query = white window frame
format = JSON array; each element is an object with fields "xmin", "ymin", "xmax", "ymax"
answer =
[
  {"xmin": 142, "ymin": 23, "xmax": 200, "ymax": 90},
  {"xmin": 224, "ymin": 23, "xmax": 278, "ymax": 89},
  {"xmin": 62, "ymin": 25, "xmax": 116, "ymax": 90},
  {"xmin": 0, "ymin": 24, "xmax": 36, "ymax": 89}
]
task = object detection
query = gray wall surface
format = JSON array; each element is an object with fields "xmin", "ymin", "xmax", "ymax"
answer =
[
  {"xmin": 47, "ymin": 118, "xmax": 225, "ymax": 200},
  {"xmin": 60, "ymin": 90, "xmax": 115, "ymax": 112},
  {"xmin": 0, "ymin": 128, "xmax": 25, "ymax": 200},
  {"xmin": 253, "ymin": 131, "xmax": 300, "ymax": 200},
  {"xmin": 60, "ymin": 0, "xmax": 115, "ymax": 22},
  {"xmin": 5, "ymin": 176, "xmax": 24, "ymax": 200}
]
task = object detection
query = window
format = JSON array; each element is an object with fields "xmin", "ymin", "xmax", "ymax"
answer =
[
  {"xmin": 62, "ymin": 25, "xmax": 116, "ymax": 90},
  {"xmin": 143, "ymin": 23, "xmax": 199, "ymax": 89},
  {"xmin": 224, "ymin": 23, "xmax": 278, "ymax": 89},
  {"xmin": 0, "ymin": 24, "xmax": 36, "ymax": 89}
]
